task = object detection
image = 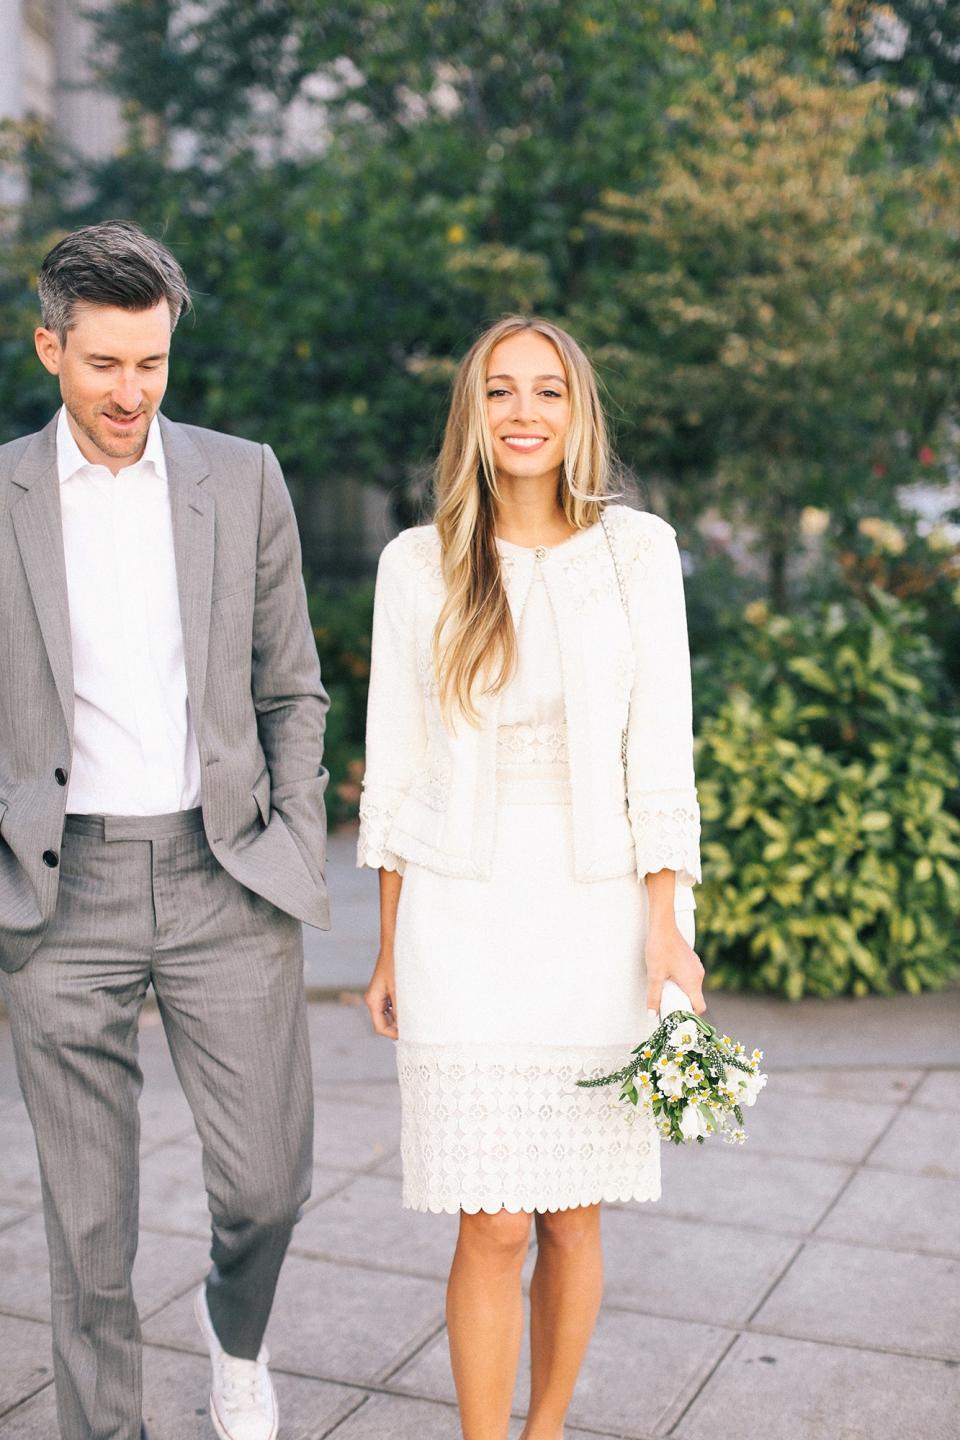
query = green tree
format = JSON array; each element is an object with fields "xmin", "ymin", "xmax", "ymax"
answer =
[{"xmin": 576, "ymin": 52, "xmax": 960, "ymax": 604}]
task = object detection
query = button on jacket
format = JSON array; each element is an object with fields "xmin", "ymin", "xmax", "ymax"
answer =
[
  {"xmin": 358, "ymin": 506, "xmax": 701, "ymax": 911},
  {"xmin": 0, "ymin": 412, "xmax": 330, "ymax": 973}
]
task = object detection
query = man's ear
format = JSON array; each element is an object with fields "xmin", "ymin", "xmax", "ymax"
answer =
[{"xmin": 35, "ymin": 327, "xmax": 62, "ymax": 376}]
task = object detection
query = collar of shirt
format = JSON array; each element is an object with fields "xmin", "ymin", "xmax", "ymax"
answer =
[{"xmin": 55, "ymin": 405, "xmax": 167, "ymax": 486}]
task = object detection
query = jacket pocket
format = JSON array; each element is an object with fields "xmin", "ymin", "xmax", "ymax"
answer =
[{"xmin": 252, "ymin": 768, "xmax": 271, "ymax": 826}]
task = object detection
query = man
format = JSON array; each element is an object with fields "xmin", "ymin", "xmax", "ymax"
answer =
[{"xmin": 0, "ymin": 221, "xmax": 329, "ymax": 1440}]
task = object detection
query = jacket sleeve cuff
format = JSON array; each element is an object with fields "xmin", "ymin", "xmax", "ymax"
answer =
[
  {"xmin": 629, "ymin": 787, "xmax": 701, "ymax": 887},
  {"xmin": 356, "ymin": 794, "xmax": 407, "ymax": 874}
]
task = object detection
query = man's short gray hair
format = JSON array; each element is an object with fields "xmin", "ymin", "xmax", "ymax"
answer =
[{"xmin": 37, "ymin": 220, "xmax": 192, "ymax": 344}]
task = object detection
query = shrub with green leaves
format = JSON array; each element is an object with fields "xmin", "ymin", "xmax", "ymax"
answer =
[
  {"xmin": 694, "ymin": 590, "xmax": 960, "ymax": 999},
  {"xmin": 307, "ymin": 581, "xmax": 374, "ymax": 829}
]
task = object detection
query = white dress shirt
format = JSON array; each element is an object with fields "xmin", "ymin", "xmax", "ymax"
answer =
[{"xmin": 56, "ymin": 406, "xmax": 202, "ymax": 815}]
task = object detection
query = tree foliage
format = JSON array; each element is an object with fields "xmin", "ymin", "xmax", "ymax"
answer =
[{"xmin": 1, "ymin": 0, "xmax": 958, "ymax": 593}]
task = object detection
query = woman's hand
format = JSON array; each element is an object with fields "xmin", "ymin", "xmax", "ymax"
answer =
[
  {"xmin": 645, "ymin": 918, "xmax": 706, "ymax": 1016},
  {"xmin": 364, "ymin": 948, "xmax": 399, "ymax": 1039}
]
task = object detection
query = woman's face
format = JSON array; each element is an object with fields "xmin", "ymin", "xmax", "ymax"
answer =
[{"xmin": 485, "ymin": 330, "xmax": 570, "ymax": 487}]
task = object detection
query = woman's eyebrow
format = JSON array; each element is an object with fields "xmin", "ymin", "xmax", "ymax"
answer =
[{"xmin": 486, "ymin": 373, "xmax": 568, "ymax": 384}]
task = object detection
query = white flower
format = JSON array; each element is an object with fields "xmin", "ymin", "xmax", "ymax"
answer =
[
  {"xmin": 657, "ymin": 1070, "xmax": 686, "ymax": 1099},
  {"xmin": 669, "ymin": 1019, "xmax": 701, "ymax": 1052},
  {"xmin": 684, "ymin": 1062, "xmax": 705, "ymax": 1087},
  {"xmin": 722, "ymin": 1065, "xmax": 767, "ymax": 1107},
  {"xmin": 679, "ymin": 1103, "xmax": 710, "ymax": 1141},
  {"xmin": 739, "ymin": 1071, "xmax": 768, "ymax": 1107}
]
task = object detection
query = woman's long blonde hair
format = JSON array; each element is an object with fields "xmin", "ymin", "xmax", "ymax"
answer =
[{"xmin": 433, "ymin": 315, "xmax": 615, "ymax": 727}]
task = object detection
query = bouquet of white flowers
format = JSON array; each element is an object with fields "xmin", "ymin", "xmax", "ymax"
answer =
[{"xmin": 578, "ymin": 982, "xmax": 768, "ymax": 1145}]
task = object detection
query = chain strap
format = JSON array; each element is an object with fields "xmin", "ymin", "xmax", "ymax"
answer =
[{"xmin": 599, "ymin": 508, "xmax": 631, "ymax": 786}]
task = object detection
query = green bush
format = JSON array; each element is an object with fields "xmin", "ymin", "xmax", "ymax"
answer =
[
  {"xmin": 694, "ymin": 590, "xmax": 960, "ymax": 999},
  {"xmin": 307, "ymin": 581, "xmax": 374, "ymax": 829}
]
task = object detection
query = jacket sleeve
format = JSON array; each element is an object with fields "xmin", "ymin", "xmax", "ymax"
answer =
[
  {"xmin": 252, "ymin": 443, "xmax": 330, "ymax": 874},
  {"xmin": 624, "ymin": 514, "xmax": 701, "ymax": 891},
  {"xmin": 357, "ymin": 534, "xmax": 428, "ymax": 873}
]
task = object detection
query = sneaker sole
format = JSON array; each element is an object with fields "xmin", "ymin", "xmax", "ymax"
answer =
[{"xmin": 209, "ymin": 1393, "xmax": 279, "ymax": 1440}]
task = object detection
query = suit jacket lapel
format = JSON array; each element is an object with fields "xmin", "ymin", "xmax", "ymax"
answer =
[
  {"xmin": 10, "ymin": 417, "xmax": 75, "ymax": 736},
  {"xmin": 161, "ymin": 415, "xmax": 214, "ymax": 734}
]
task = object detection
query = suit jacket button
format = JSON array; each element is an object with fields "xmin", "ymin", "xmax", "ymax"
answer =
[
  {"xmin": 54, "ymin": 767, "xmax": 68, "ymax": 786},
  {"xmin": 42, "ymin": 850, "xmax": 59, "ymax": 868}
]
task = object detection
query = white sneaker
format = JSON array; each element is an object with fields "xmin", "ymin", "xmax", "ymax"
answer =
[{"xmin": 194, "ymin": 1284, "xmax": 279, "ymax": 1440}]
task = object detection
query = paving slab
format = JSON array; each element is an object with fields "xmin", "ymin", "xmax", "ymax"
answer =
[
  {"xmin": 0, "ymin": 1312, "xmax": 53, "ymax": 1416},
  {"xmin": 144, "ymin": 1253, "xmax": 446, "ymax": 1388},
  {"xmin": 312, "ymin": 1094, "xmax": 401, "ymax": 1171},
  {"xmin": 728, "ymin": 1084, "xmax": 898, "ymax": 1165},
  {"xmin": 140, "ymin": 1344, "xmax": 362, "ymax": 1440},
  {"xmin": 391, "ymin": 1309, "xmax": 732, "ymax": 1437},
  {"xmin": 0, "ymin": 1204, "xmax": 30, "ymax": 1234},
  {"xmin": 323, "ymin": 1391, "xmax": 630, "ymax": 1440},
  {"xmin": 768, "ymin": 1065, "xmax": 922, "ymax": 1105},
  {"xmin": 290, "ymin": 1173, "xmax": 459, "ymax": 1281},
  {"xmin": 303, "ymin": 830, "xmax": 379, "ymax": 995},
  {"xmin": 307, "ymin": 997, "xmax": 398, "ymax": 1085},
  {"xmin": 681, "ymin": 985, "xmax": 960, "ymax": 1068},
  {"xmin": 867, "ymin": 1101, "xmax": 960, "ymax": 1178},
  {"xmin": 313, "ymin": 1079, "xmax": 402, "ymax": 1113},
  {"xmin": 0, "ymin": 1210, "xmax": 210, "ymax": 1324},
  {"xmin": 0, "ymin": 1386, "xmax": 57, "ymax": 1438},
  {"xmin": 0, "ymin": 1108, "xmax": 42, "ymax": 1210},
  {"xmin": 602, "ymin": 1207, "xmax": 798, "ymax": 1326},
  {"xmin": 815, "ymin": 1168, "xmax": 960, "ymax": 1258},
  {"xmin": 674, "ymin": 1330, "xmax": 960, "ymax": 1440},
  {"xmin": 752, "ymin": 1239, "xmax": 960, "ymax": 1359},
  {"xmin": 652, "ymin": 1144, "xmax": 850, "ymax": 1235},
  {"xmin": 911, "ymin": 1069, "xmax": 960, "ymax": 1112}
]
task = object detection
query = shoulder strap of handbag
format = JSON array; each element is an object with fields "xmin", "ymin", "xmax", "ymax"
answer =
[{"xmin": 598, "ymin": 507, "xmax": 630, "ymax": 792}]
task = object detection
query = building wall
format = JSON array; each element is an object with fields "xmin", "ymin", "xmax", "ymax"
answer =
[{"xmin": 0, "ymin": 0, "xmax": 122, "ymax": 155}]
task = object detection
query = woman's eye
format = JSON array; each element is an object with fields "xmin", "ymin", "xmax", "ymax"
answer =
[{"xmin": 486, "ymin": 388, "xmax": 509, "ymax": 398}]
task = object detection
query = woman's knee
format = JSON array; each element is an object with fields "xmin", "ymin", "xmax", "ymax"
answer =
[
  {"xmin": 458, "ymin": 1208, "xmax": 532, "ymax": 1266},
  {"xmin": 535, "ymin": 1204, "xmax": 601, "ymax": 1254}
]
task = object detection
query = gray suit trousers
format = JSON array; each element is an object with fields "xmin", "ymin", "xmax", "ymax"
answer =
[{"xmin": 0, "ymin": 808, "xmax": 313, "ymax": 1440}]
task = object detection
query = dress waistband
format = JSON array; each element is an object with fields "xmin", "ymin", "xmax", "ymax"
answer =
[
  {"xmin": 496, "ymin": 763, "xmax": 571, "ymax": 806},
  {"xmin": 64, "ymin": 807, "xmax": 206, "ymax": 841}
]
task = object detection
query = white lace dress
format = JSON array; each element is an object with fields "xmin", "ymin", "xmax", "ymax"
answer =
[{"xmin": 392, "ymin": 541, "xmax": 662, "ymax": 1214}]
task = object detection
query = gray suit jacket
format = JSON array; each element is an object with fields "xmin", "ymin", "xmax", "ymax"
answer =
[{"xmin": 0, "ymin": 412, "xmax": 330, "ymax": 973}]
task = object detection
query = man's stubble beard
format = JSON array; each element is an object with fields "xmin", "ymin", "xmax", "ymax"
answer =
[{"xmin": 65, "ymin": 399, "xmax": 151, "ymax": 463}]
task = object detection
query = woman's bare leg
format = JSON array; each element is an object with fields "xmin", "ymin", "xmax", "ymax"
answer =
[
  {"xmin": 521, "ymin": 1205, "xmax": 603, "ymax": 1440},
  {"xmin": 447, "ymin": 1208, "xmax": 533, "ymax": 1440}
]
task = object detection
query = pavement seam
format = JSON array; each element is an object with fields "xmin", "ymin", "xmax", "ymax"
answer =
[
  {"xmin": 661, "ymin": 1327, "xmax": 740, "ymax": 1437},
  {"xmin": 0, "ymin": 1376, "xmax": 56, "ymax": 1425}
]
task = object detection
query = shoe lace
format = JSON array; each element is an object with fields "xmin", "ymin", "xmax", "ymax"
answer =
[{"xmin": 218, "ymin": 1350, "xmax": 270, "ymax": 1411}]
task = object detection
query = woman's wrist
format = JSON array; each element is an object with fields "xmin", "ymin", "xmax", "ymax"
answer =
[{"xmin": 647, "ymin": 907, "xmax": 681, "ymax": 936}]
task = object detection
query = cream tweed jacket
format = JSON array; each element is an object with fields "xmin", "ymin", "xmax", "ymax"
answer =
[{"xmin": 357, "ymin": 505, "xmax": 701, "ymax": 911}]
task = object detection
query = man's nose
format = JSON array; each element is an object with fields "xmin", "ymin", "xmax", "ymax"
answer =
[{"xmin": 112, "ymin": 378, "xmax": 144, "ymax": 412}]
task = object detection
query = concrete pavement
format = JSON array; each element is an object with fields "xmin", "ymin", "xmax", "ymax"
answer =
[{"xmin": 0, "ymin": 825, "xmax": 957, "ymax": 1438}]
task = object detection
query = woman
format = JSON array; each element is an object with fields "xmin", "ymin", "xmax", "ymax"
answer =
[{"xmin": 358, "ymin": 316, "xmax": 705, "ymax": 1440}]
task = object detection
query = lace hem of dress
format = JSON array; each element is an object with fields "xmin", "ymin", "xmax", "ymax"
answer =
[
  {"xmin": 356, "ymin": 799, "xmax": 405, "ymax": 873},
  {"xmin": 396, "ymin": 1040, "xmax": 661, "ymax": 1215},
  {"xmin": 630, "ymin": 794, "xmax": 702, "ymax": 886}
]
